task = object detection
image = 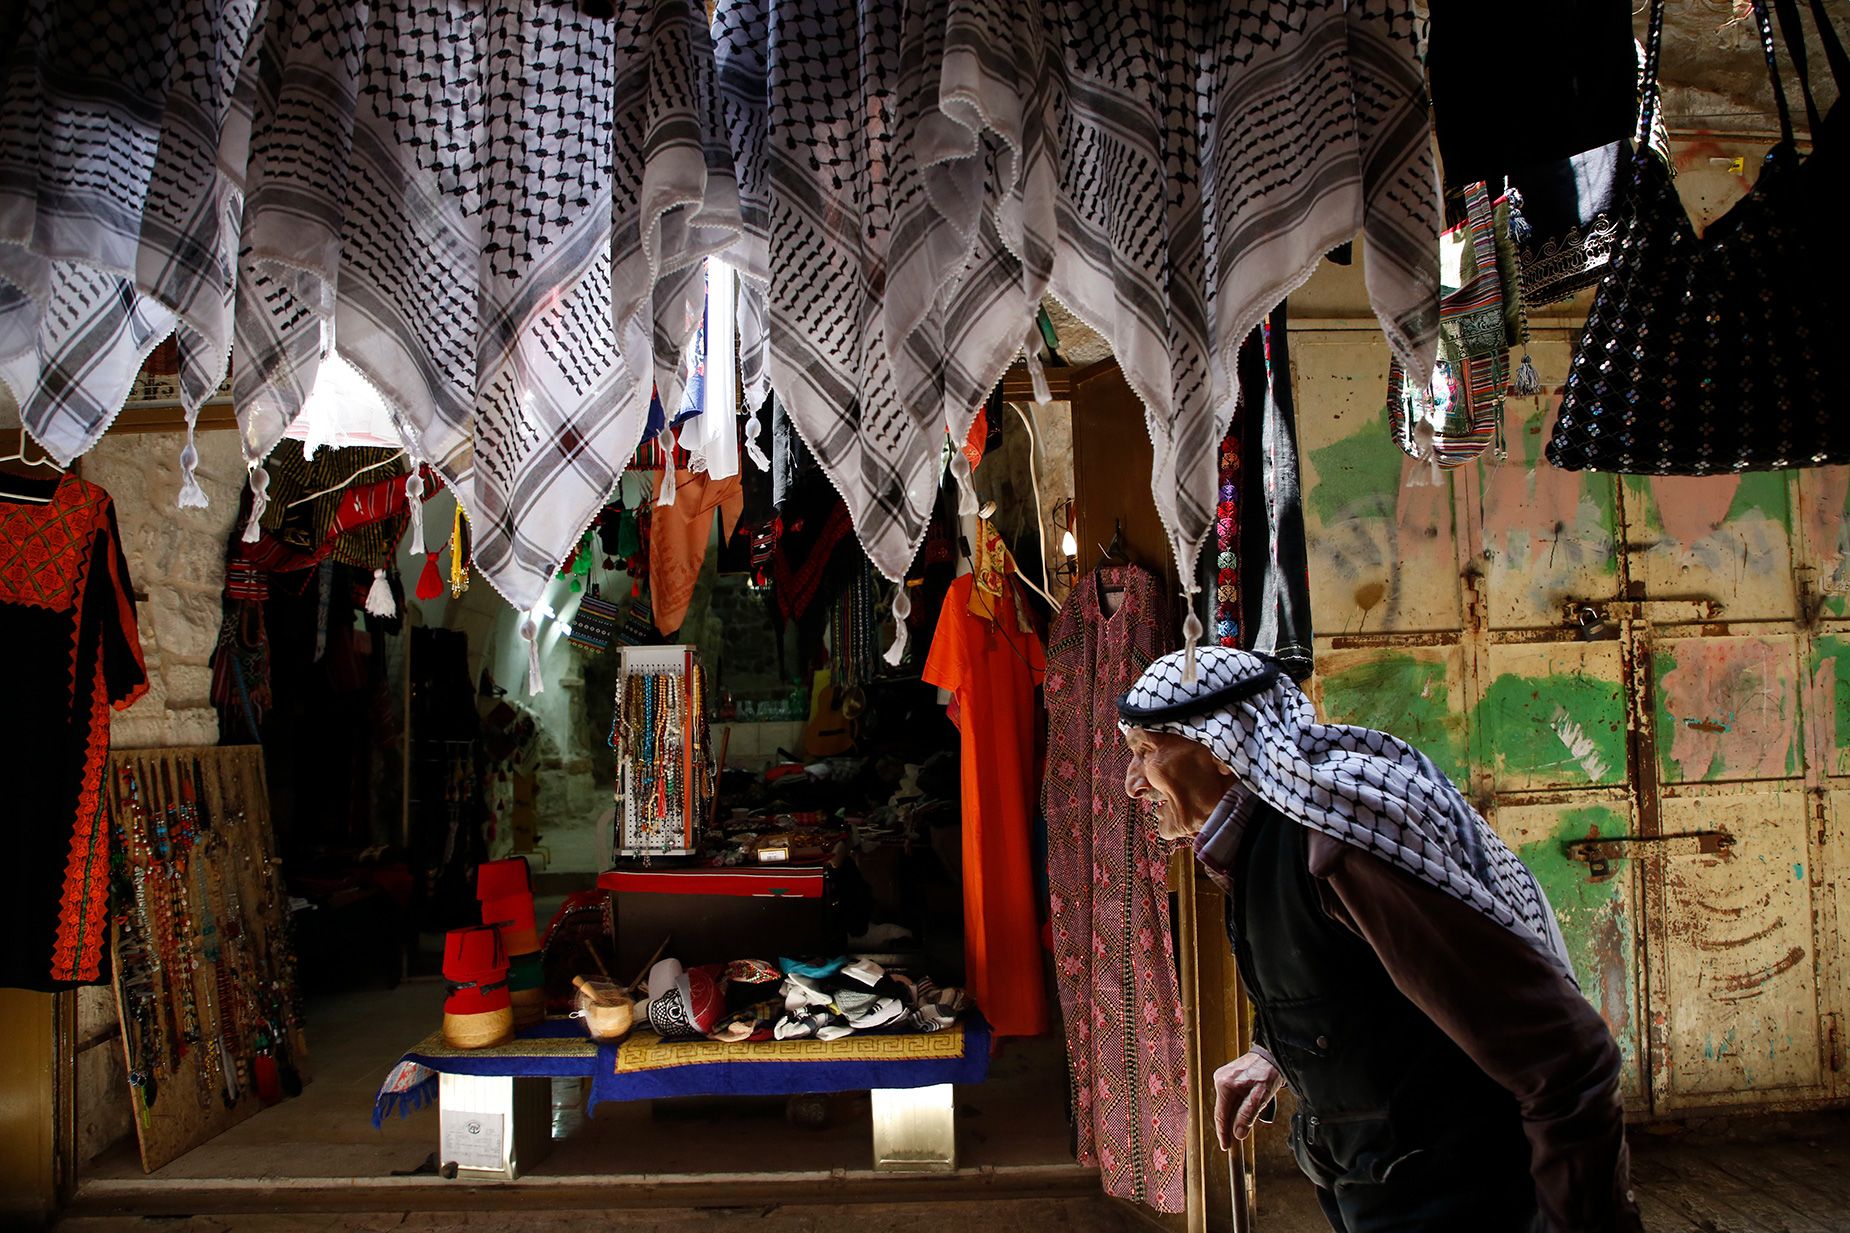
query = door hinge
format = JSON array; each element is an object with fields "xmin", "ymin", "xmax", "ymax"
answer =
[
  {"xmin": 1563, "ymin": 830, "xmax": 1734, "ymax": 880},
  {"xmin": 1828, "ymin": 1014, "xmax": 1843, "ymax": 1074}
]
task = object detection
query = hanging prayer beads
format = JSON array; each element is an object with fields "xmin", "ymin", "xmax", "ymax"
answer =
[{"xmin": 611, "ymin": 646, "xmax": 713, "ymax": 859}]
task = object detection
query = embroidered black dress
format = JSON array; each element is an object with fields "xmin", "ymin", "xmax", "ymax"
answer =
[{"xmin": 0, "ymin": 474, "xmax": 146, "ymax": 991}]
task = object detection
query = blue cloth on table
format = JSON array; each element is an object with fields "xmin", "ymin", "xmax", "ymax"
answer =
[
  {"xmin": 588, "ymin": 1017, "xmax": 991, "ymax": 1108},
  {"xmin": 373, "ymin": 1018, "xmax": 599, "ymax": 1128},
  {"xmin": 375, "ymin": 1016, "xmax": 991, "ymax": 1128}
]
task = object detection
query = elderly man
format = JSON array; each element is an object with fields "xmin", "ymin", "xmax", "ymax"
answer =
[{"xmin": 1119, "ymin": 647, "xmax": 1640, "ymax": 1233}]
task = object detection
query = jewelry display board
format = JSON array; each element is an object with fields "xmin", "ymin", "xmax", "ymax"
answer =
[
  {"xmin": 610, "ymin": 645, "xmax": 712, "ymax": 860},
  {"xmin": 107, "ymin": 745, "xmax": 309, "ymax": 1173}
]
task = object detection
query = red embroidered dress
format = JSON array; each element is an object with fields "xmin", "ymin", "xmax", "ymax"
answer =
[
  {"xmin": 0, "ymin": 474, "xmax": 146, "ymax": 991},
  {"xmin": 1043, "ymin": 565, "xmax": 1187, "ymax": 1212}
]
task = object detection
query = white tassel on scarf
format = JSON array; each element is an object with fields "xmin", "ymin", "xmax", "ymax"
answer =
[
  {"xmin": 404, "ymin": 468, "xmax": 426, "ymax": 554},
  {"xmin": 883, "ymin": 586, "xmax": 913, "ymax": 668},
  {"xmin": 656, "ymin": 429, "xmax": 679, "ymax": 508},
  {"xmin": 950, "ymin": 450, "xmax": 978, "ymax": 516},
  {"xmin": 743, "ymin": 406, "xmax": 770, "ymax": 472},
  {"xmin": 239, "ymin": 465, "xmax": 270, "ymax": 543},
  {"xmin": 177, "ymin": 422, "xmax": 209, "ymax": 510},
  {"xmin": 364, "ymin": 568, "xmax": 396, "ymax": 618},
  {"xmin": 521, "ymin": 613, "xmax": 545, "ymax": 695},
  {"xmin": 1023, "ymin": 327, "xmax": 1053, "ymax": 405},
  {"xmin": 1405, "ymin": 421, "xmax": 1444, "ymax": 488},
  {"xmin": 1181, "ymin": 607, "xmax": 1204, "ymax": 684}
]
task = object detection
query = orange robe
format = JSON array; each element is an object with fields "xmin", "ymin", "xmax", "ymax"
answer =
[{"xmin": 923, "ymin": 573, "xmax": 1049, "ymax": 1038}]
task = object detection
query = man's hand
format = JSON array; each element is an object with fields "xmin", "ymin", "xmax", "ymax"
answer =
[{"xmin": 1213, "ymin": 1051, "xmax": 1284, "ymax": 1150}]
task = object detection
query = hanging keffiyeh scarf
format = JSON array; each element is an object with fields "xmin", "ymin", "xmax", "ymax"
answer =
[
  {"xmin": 716, "ymin": 0, "xmax": 1439, "ymax": 646},
  {"xmin": 0, "ymin": 0, "xmax": 260, "ymax": 493},
  {"xmin": 1047, "ymin": 2, "xmax": 1437, "ymax": 639},
  {"xmin": 714, "ymin": 0, "xmax": 1056, "ymax": 585},
  {"xmin": 234, "ymin": 0, "xmax": 739, "ymax": 612},
  {"xmin": 1119, "ymin": 647, "xmax": 1572, "ymax": 973}
]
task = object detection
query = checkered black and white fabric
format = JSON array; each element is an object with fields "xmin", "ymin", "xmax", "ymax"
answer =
[
  {"xmin": 1122, "ymin": 647, "xmax": 1573, "ymax": 974},
  {"xmin": 0, "ymin": 1, "xmax": 1438, "ymax": 620},
  {"xmin": 714, "ymin": 0, "xmax": 1439, "ymax": 591},
  {"xmin": 713, "ymin": 0, "xmax": 1054, "ymax": 583},
  {"xmin": 234, "ymin": 0, "xmax": 739, "ymax": 612},
  {"xmin": 0, "ymin": 0, "xmax": 260, "ymax": 465}
]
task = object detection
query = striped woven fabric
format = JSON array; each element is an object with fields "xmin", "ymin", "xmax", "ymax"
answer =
[{"xmin": 1388, "ymin": 181, "xmax": 1510, "ymax": 468}]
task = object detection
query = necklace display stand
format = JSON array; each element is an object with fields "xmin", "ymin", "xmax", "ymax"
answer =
[
  {"xmin": 107, "ymin": 744, "xmax": 309, "ymax": 1173},
  {"xmin": 610, "ymin": 645, "xmax": 712, "ymax": 862}
]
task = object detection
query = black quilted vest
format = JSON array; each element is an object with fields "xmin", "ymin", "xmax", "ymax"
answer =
[{"xmin": 1228, "ymin": 802, "xmax": 1538, "ymax": 1223}]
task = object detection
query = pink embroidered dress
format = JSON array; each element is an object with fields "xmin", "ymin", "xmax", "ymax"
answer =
[{"xmin": 1043, "ymin": 564, "xmax": 1186, "ymax": 1212}]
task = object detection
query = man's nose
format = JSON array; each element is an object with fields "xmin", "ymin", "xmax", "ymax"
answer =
[{"xmin": 1125, "ymin": 761, "xmax": 1150, "ymax": 800}]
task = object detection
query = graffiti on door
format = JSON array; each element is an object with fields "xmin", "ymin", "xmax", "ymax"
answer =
[{"xmin": 1292, "ymin": 327, "xmax": 1844, "ymax": 1115}]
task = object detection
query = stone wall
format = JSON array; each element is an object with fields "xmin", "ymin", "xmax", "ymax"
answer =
[
  {"xmin": 62, "ymin": 429, "xmax": 246, "ymax": 1165},
  {"xmin": 82, "ymin": 430, "xmax": 245, "ymax": 749}
]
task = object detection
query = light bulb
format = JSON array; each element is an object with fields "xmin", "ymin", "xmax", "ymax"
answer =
[{"xmin": 1060, "ymin": 528, "xmax": 1077, "ymax": 558}]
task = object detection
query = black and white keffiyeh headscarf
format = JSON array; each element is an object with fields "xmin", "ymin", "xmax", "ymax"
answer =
[{"xmin": 1120, "ymin": 647, "xmax": 1572, "ymax": 974}]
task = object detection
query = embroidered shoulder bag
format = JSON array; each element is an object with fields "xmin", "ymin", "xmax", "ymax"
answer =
[
  {"xmin": 1547, "ymin": 0, "xmax": 1850, "ymax": 475},
  {"xmin": 1388, "ymin": 181, "xmax": 1509, "ymax": 466}
]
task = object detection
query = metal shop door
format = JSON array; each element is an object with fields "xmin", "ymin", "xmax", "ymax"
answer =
[
  {"xmin": 1605, "ymin": 465, "xmax": 1836, "ymax": 1112},
  {"xmin": 1290, "ymin": 327, "xmax": 1845, "ymax": 1116}
]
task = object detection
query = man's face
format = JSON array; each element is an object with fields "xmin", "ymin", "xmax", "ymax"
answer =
[{"xmin": 1124, "ymin": 727, "xmax": 1231, "ymax": 841}]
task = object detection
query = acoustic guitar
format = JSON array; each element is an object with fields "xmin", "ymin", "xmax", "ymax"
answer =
[{"xmin": 801, "ymin": 666, "xmax": 854, "ymax": 758}]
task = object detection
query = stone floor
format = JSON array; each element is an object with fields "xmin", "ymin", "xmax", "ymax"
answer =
[
  {"xmin": 58, "ymin": 1198, "xmax": 1141, "ymax": 1233},
  {"xmin": 65, "ymin": 985, "xmax": 1850, "ymax": 1232}
]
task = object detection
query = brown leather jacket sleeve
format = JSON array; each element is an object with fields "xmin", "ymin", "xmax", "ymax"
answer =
[{"xmin": 1307, "ymin": 835, "xmax": 1641, "ymax": 1233}]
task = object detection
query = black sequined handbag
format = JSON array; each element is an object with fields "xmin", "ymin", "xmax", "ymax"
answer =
[{"xmin": 1546, "ymin": 0, "xmax": 1850, "ymax": 475}]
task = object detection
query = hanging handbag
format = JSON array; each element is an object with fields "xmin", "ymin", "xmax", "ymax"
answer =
[
  {"xmin": 567, "ymin": 583, "xmax": 619, "ymax": 653},
  {"xmin": 1547, "ymin": 0, "xmax": 1850, "ymax": 476},
  {"xmin": 1773, "ymin": 0, "xmax": 1850, "ymax": 299},
  {"xmin": 1506, "ymin": 48, "xmax": 1675, "ymax": 308},
  {"xmin": 1387, "ymin": 181, "xmax": 1509, "ymax": 467}
]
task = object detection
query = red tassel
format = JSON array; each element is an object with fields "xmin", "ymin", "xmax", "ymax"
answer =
[
  {"xmin": 416, "ymin": 551, "xmax": 443, "ymax": 601},
  {"xmin": 254, "ymin": 1054, "xmax": 282, "ymax": 1104}
]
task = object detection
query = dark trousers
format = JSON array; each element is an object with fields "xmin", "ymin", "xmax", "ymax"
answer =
[{"xmin": 1312, "ymin": 1158, "xmax": 1544, "ymax": 1233}]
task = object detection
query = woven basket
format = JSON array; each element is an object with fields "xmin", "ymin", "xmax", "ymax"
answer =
[{"xmin": 509, "ymin": 986, "xmax": 546, "ymax": 1029}]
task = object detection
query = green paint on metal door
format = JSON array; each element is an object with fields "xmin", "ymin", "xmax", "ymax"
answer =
[
  {"xmin": 1517, "ymin": 806, "xmax": 1639, "ymax": 1078},
  {"xmin": 1479, "ymin": 672, "xmax": 1627, "ymax": 786},
  {"xmin": 1305, "ymin": 405, "xmax": 1401, "ymax": 525},
  {"xmin": 1318, "ymin": 653, "xmax": 1467, "ymax": 785},
  {"xmin": 1725, "ymin": 471, "xmax": 1793, "ymax": 530}
]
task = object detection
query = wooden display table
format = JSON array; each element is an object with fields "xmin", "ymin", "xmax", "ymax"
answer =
[{"xmin": 377, "ymin": 1016, "xmax": 989, "ymax": 1179}]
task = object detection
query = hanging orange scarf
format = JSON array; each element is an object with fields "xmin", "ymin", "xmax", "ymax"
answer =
[{"xmin": 649, "ymin": 469, "xmax": 743, "ymax": 635}]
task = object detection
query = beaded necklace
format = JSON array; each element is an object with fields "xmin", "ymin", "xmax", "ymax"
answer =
[
  {"xmin": 157, "ymin": 764, "xmax": 203, "ymax": 1084},
  {"xmin": 110, "ymin": 759, "xmax": 307, "ymax": 1117},
  {"xmin": 112, "ymin": 766, "xmax": 164, "ymax": 1107}
]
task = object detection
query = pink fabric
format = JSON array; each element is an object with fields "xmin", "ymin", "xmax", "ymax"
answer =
[{"xmin": 1042, "ymin": 565, "xmax": 1187, "ymax": 1213}]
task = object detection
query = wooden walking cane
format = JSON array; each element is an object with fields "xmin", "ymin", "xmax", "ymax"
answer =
[{"xmin": 1228, "ymin": 1144, "xmax": 1254, "ymax": 1233}]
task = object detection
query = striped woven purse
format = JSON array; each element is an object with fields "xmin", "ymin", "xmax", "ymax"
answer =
[{"xmin": 1387, "ymin": 181, "xmax": 1510, "ymax": 469}]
